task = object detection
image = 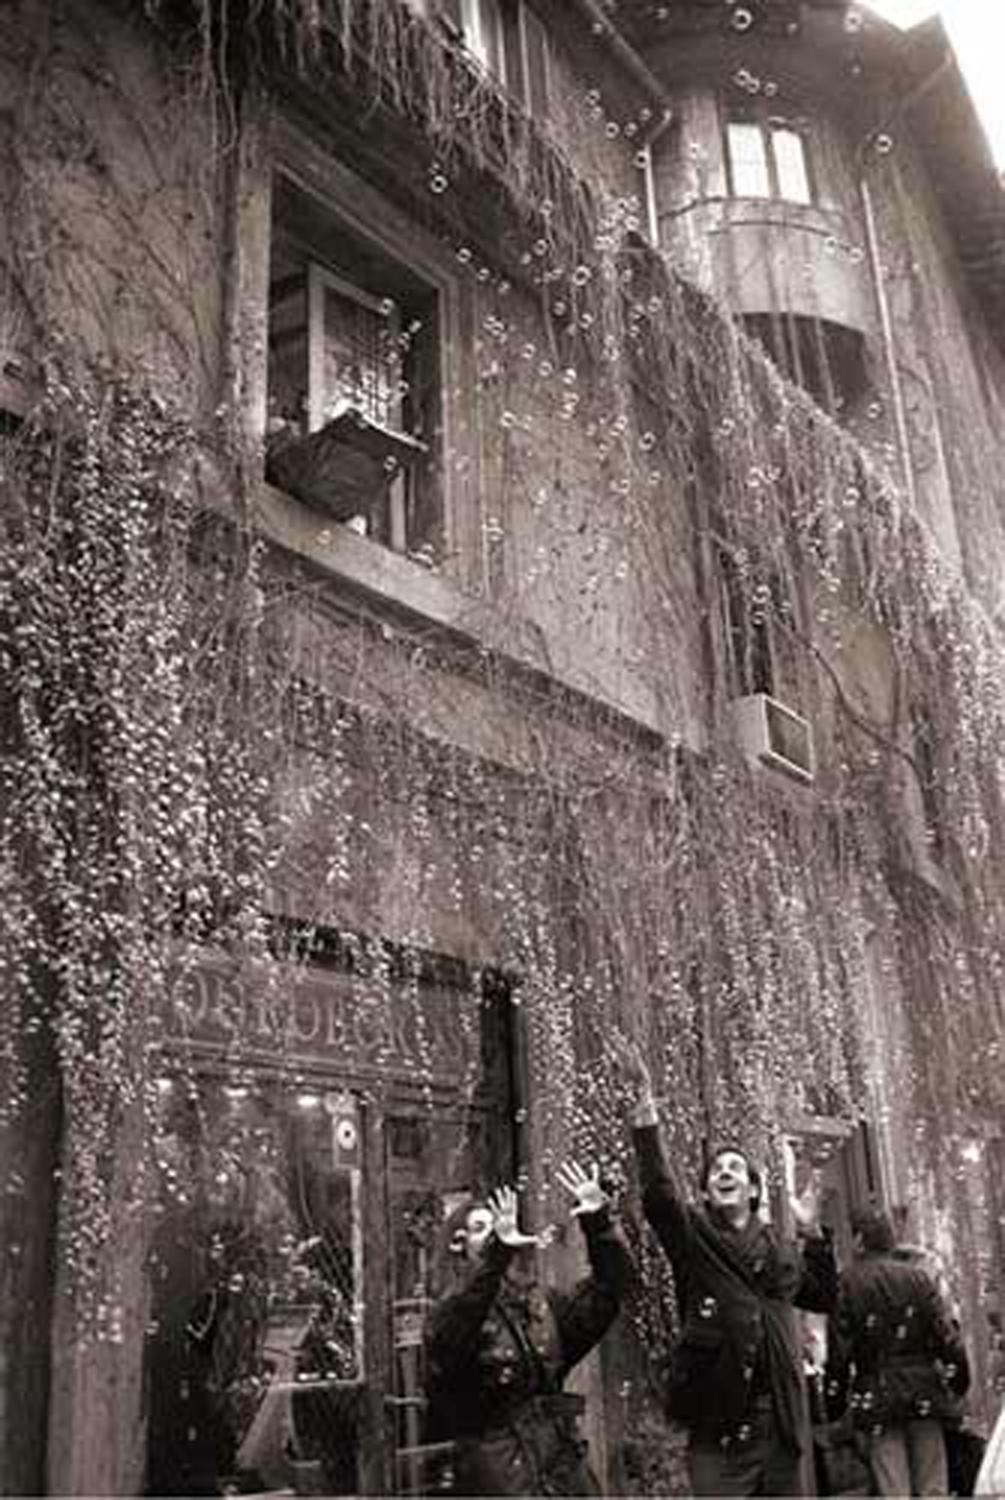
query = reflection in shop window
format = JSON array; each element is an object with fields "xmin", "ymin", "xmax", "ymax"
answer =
[{"xmin": 145, "ymin": 1079, "xmax": 363, "ymax": 1497}]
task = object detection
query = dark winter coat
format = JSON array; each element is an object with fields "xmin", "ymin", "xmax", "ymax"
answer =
[
  {"xmin": 832, "ymin": 1249, "xmax": 969, "ymax": 1430},
  {"xmin": 424, "ymin": 1207, "xmax": 631, "ymax": 1496},
  {"xmin": 634, "ymin": 1124, "xmax": 838, "ymax": 1452}
]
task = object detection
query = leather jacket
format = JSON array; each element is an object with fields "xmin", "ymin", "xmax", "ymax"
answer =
[
  {"xmin": 424, "ymin": 1207, "xmax": 631, "ymax": 1494},
  {"xmin": 634, "ymin": 1124, "xmax": 837, "ymax": 1450},
  {"xmin": 832, "ymin": 1250, "xmax": 969, "ymax": 1428}
]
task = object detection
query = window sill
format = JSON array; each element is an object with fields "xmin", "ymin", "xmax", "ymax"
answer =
[
  {"xmin": 257, "ymin": 477, "xmax": 465, "ymax": 618},
  {"xmin": 254, "ymin": 480, "xmax": 664, "ymax": 739},
  {"xmin": 266, "ymin": 411, "xmax": 427, "ymax": 521}
]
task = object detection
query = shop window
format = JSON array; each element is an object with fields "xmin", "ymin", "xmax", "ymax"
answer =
[
  {"xmin": 725, "ymin": 112, "xmax": 813, "ymax": 205},
  {"xmin": 267, "ymin": 175, "xmax": 441, "ymax": 555},
  {"xmin": 144, "ymin": 1079, "xmax": 365, "ymax": 1496},
  {"xmin": 145, "ymin": 950, "xmax": 522, "ymax": 1497}
]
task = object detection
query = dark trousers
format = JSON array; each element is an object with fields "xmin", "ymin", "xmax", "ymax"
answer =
[{"xmin": 688, "ymin": 1400, "xmax": 803, "ymax": 1498}]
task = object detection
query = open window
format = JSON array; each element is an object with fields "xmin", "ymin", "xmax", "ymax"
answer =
[
  {"xmin": 725, "ymin": 111, "xmax": 813, "ymax": 205},
  {"xmin": 716, "ymin": 540, "xmax": 777, "ymax": 699},
  {"xmin": 438, "ymin": 0, "xmax": 508, "ymax": 81},
  {"xmin": 744, "ymin": 313, "xmax": 870, "ymax": 418},
  {"xmin": 267, "ymin": 175, "xmax": 442, "ymax": 555},
  {"xmin": 714, "ymin": 537, "xmax": 815, "ymax": 782}
]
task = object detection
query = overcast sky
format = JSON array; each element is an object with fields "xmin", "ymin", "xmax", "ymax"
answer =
[{"xmin": 863, "ymin": 1, "xmax": 1005, "ymax": 166}]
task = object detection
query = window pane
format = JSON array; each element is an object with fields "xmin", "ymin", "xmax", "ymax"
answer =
[
  {"xmin": 523, "ymin": 6, "xmax": 550, "ymax": 118},
  {"xmin": 323, "ymin": 285, "xmax": 399, "ymax": 429},
  {"xmin": 773, "ymin": 128, "xmax": 812, "ymax": 204},
  {"xmin": 727, "ymin": 122, "xmax": 771, "ymax": 198}
]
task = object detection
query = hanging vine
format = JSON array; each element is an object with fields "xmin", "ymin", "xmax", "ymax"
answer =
[{"xmin": 1, "ymin": 0, "xmax": 1004, "ymax": 1399}]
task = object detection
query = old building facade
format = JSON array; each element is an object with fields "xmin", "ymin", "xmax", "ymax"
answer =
[{"xmin": 1, "ymin": 0, "xmax": 1004, "ymax": 1493}]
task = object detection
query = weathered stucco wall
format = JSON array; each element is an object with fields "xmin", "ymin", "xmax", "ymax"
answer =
[{"xmin": 4, "ymin": 2, "xmax": 1005, "ymax": 1494}]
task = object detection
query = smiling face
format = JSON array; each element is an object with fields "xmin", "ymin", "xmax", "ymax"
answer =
[
  {"xmin": 703, "ymin": 1149, "xmax": 757, "ymax": 1226},
  {"xmin": 463, "ymin": 1206, "xmax": 495, "ymax": 1259},
  {"xmin": 448, "ymin": 1204, "xmax": 496, "ymax": 1262}
]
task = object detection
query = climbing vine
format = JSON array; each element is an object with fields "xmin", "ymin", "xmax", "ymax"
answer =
[{"xmin": 1, "ymin": 0, "xmax": 1004, "ymax": 1440}]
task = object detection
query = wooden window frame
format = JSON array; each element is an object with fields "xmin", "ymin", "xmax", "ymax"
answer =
[
  {"xmin": 715, "ymin": 537, "xmax": 777, "ymax": 699},
  {"xmin": 262, "ymin": 150, "xmax": 460, "ymax": 561},
  {"xmin": 303, "ymin": 262, "xmax": 411, "ymax": 550},
  {"xmin": 723, "ymin": 105, "xmax": 814, "ymax": 206}
]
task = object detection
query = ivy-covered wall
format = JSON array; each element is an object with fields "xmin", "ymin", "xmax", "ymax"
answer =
[{"xmin": 2, "ymin": 0, "xmax": 1005, "ymax": 1493}]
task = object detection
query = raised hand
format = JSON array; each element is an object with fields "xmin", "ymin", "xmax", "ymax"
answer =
[
  {"xmin": 487, "ymin": 1185, "xmax": 539, "ymax": 1247},
  {"xmin": 790, "ymin": 1170, "xmax": 822, "ymax": 1233},
  {"xmin": 610, "ymin": 1031, "xmax": 655, "ymax": 1099},
  {"xmin": 555, "ymin": 1159, "xmax": 607, "ymax": 1217}
]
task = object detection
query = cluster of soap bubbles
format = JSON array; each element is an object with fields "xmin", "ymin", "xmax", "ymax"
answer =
[{"xmin": 733, "ymin": 67, "xmax": 779, "ymax": 98}]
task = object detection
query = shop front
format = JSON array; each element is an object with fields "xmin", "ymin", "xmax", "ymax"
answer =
[{"xmin": 144, "ymin": 942, "xmax": 522, "ymax": 1496}]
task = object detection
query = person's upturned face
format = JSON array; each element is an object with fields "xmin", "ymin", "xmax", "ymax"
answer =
[
  {"xmin": 705, "ymin": 1150, "xmax": 754, "ymax": 1215},
  {"xmin": 462, "ymin": 1206, "xmax": 495, "ymax": 1259}
]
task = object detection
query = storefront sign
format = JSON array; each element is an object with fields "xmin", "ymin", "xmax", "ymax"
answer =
[{"xmin": 166, "ymin": 956, "xmax": 482, "ymax": 1087}]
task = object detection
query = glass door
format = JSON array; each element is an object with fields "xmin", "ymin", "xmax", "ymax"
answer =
[{"xmin": 385, "ymin": 978, "xmax": 523, "ymax": 1496}]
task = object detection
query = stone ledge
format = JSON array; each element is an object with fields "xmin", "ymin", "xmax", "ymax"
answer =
[{"xmin": 253, "ymin": 480, "xmax": 666, "ymax": 743}]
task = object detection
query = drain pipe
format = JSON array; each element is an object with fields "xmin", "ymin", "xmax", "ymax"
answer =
[
  {"xmin": 567, "ymin": 0, "xmax": 673, "ymax": 119},
  {"xmin": 858, "ymin": 168, "xmax": 917, "ymax": 511},
  {"xmin": 856, "ymin": 50, "xmax": 953, "ymax": 513},
  {"xmin": 640, "ymin": 108, "xmax": 675, "ymax": 247},
  {"xmin": 566, "ymin": 0, "xmax": 674, "ymax": 246}
]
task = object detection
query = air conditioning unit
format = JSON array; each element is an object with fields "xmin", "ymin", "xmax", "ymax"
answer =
[{"xmin": 730, "ymin": 693, "xmax": 815, "ymax": 784}]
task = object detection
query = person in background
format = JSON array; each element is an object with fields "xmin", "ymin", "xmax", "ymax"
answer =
[
  {"xmin": 831, "ymin": 1207, "xmax": 970, "ymax": 1497},
  {"xmin": 890, "ymin": 1213, "xmax": 986, "ymax": 1496},
  {"xmin": 424, "ymin": 1161, "xmax": 632, "ymax": 1495},
  {"xmin": 616, "ymin": 1037, "xmax": 837, "ymax": 1497}
]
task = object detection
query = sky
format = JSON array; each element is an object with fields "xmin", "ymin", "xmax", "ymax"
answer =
[{"xmin": 863, "ymin": 1, "xmax": 1005, "ymax": 167}]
